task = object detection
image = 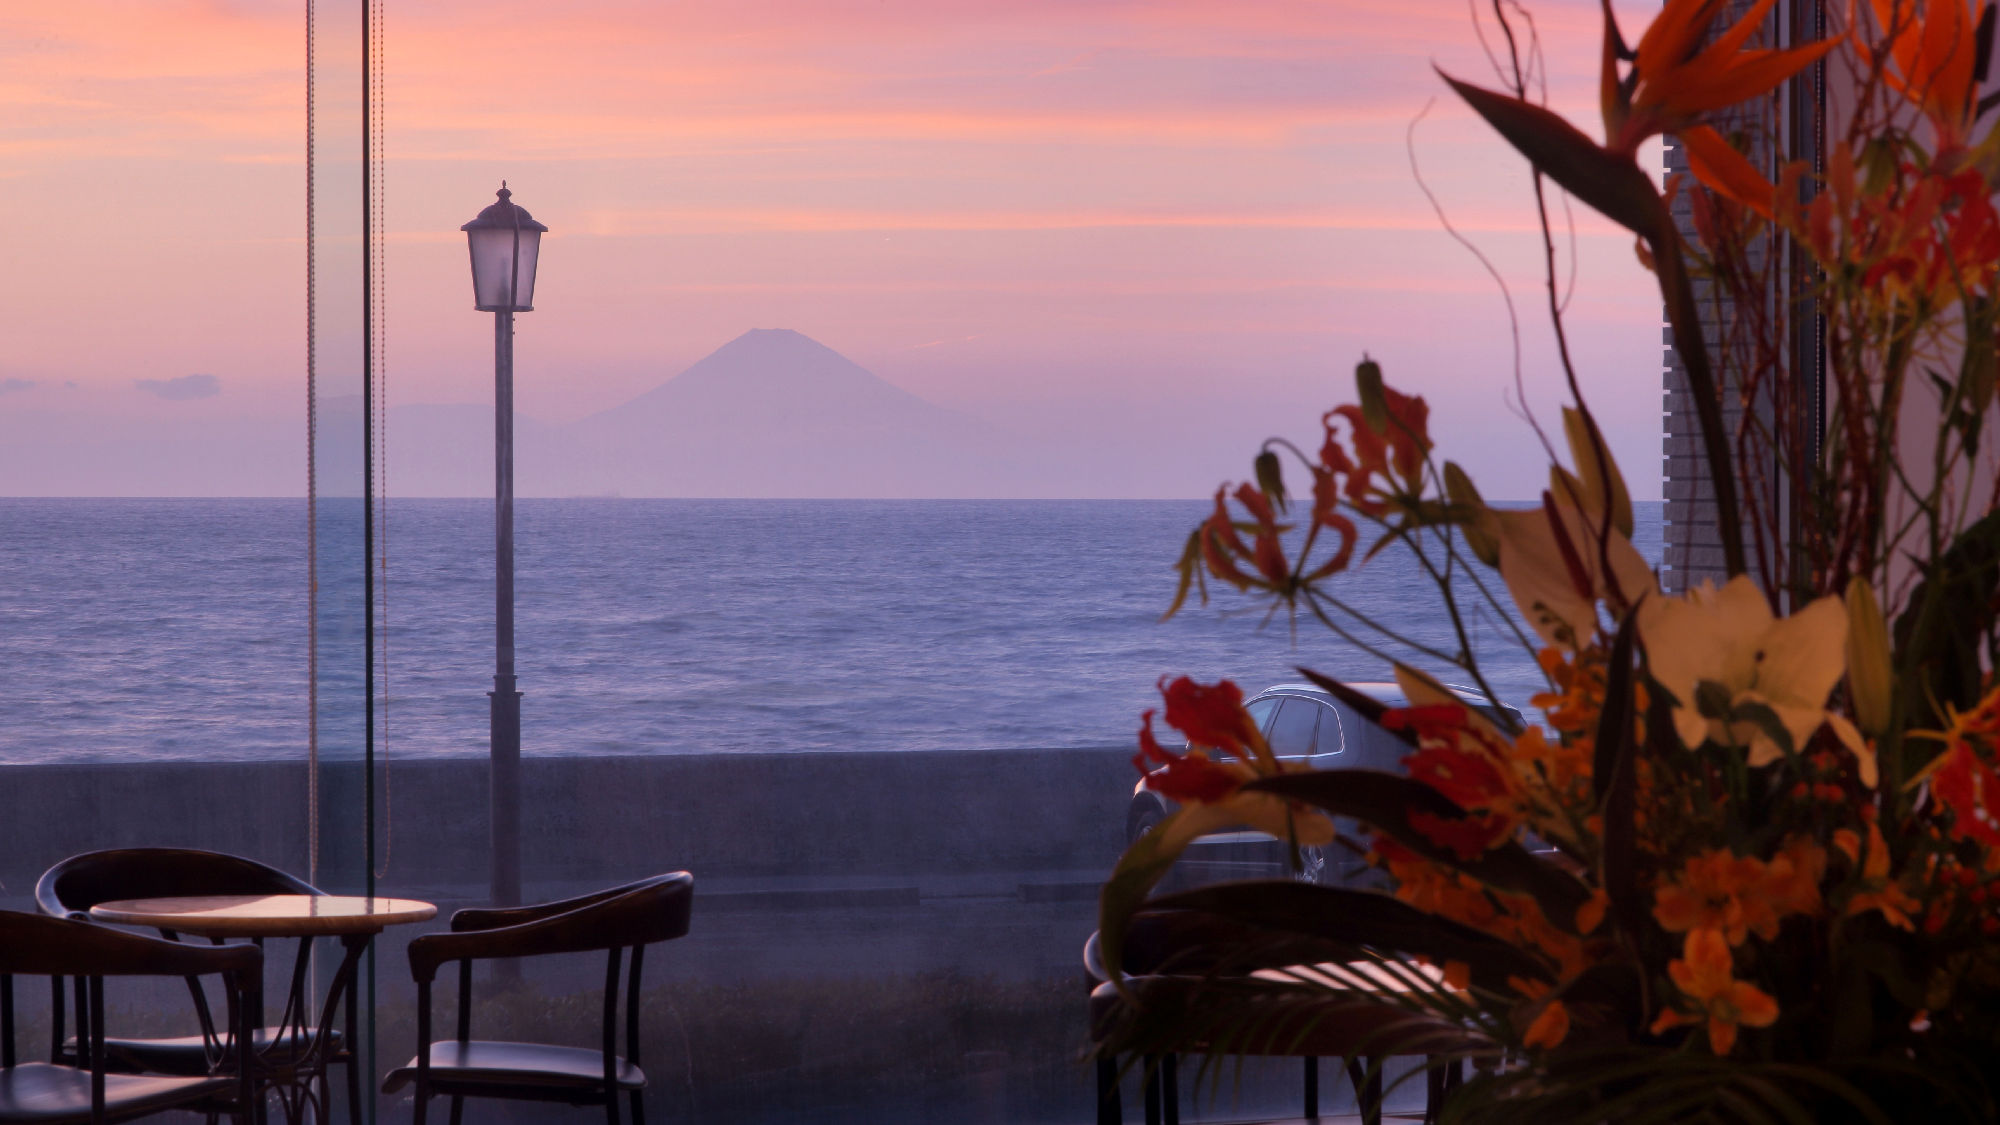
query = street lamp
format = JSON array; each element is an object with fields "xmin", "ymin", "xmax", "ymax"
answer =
[{"xmin": 463, "ymin": 182, "xmax": 546, "ymax": 910}]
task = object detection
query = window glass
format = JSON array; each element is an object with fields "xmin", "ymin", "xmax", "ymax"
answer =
[
  {"xmin": 1245, "ymin": 697, "xmax": 1281, "ymax": 735},
  {"xmin": 1267, "ymin": 698, "xmax": 1319, "ymax": 757},
  {"xmin": 1313, "ymin": 702, "xmax": 1344, "ymax": 756}
]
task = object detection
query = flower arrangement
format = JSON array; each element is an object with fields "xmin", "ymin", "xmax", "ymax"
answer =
[{"xmin": 1098, "ymin": 0, "xmax": 2000, "ymax": 1119}]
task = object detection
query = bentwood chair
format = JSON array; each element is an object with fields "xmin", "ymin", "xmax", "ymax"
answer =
[
  {"xmin": 1086, "ymin": 909, "xmax": 1473, "ymax": 1125},
  {"xmin": 381, "ymin": 873, "xmax": 694, "ymax": 1125},
  {"xmin": 35, "ymin": 848, "xmax": 362, "ymax": 1122},
  {"xmin": 0, "ymin": 910, "xmax": 259, "ymax": 1125}
]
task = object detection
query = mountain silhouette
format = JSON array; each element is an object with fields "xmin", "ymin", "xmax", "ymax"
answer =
[{"xmin": 541, "ymin": 328, "xmax": 1010, "ymax": 497}]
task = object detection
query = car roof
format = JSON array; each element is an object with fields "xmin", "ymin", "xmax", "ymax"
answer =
[
  {"xmin": 1252, "ymin": 681, "xmax": 1518, "ymax": 713},
  {"xmin": 1254, "ymin": 681, "xmax": 1405, "ymax": 704}
]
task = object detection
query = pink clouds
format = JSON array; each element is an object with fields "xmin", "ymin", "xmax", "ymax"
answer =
[{"xmin": 0, "ymin": 0, "xmax": 1669, "ymax": 499}]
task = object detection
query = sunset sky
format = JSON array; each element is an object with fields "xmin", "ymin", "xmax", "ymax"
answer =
[{"xmin": 0, "ymin": 0, "xmax": 1666, "ymax": 499}]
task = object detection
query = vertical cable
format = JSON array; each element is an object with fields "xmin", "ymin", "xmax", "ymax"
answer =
[
  {"xmin": 372, "ymin": 0, "xmax": 392, "ymax": 882},
  {"xmin": 304, "ymin": 0, "xmax": 319, "ymax": 889},
  {"xmin": 362, "ymin": 0, "xmax": 377, "ymax": 901},
  {"xmin": 362, "ymin": 1, "xmax": 381, "ymax": 1120}
]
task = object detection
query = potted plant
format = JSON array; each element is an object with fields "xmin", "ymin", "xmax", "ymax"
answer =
[{"xmin": 1098, "ymin": 1, "xmax": 2000, "ymax": 1119}]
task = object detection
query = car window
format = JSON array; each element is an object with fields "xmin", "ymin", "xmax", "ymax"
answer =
[
  {"xmin": 1312, "ymin": 701, "xmax": 1343, "ymax": 756},
  {"xmin": 1245, "ymin": 697, "xmax": 1280, "ymax": 735},
  {"xmin": 1330, "ymin": 701, "xmax": 1406, "ymax": 772},
  {"xmin": 1267, "ymin": 697, "xmax": 1319, "ymax": 757}
]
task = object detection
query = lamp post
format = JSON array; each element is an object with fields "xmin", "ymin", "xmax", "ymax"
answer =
[{"xmin": 463, "ymin": 182, "xmax": 547, "ymax": 911}]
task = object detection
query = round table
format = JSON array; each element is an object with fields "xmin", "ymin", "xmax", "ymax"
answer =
[
  {"xmin": 91, "ymin": 894, "xmax": 436, "ymax": 937},
  {"xmin": 91, "ymin": 894, "xmax": 437, "ymax": 1124}
]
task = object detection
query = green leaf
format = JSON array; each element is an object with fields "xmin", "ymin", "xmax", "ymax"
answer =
[
  {"xmin": 1894, "ymin": 510, "xmax": 2000, "ymax": 755},
  {"xmin": 1247, "ymin": 769, "xmax": 1593, "ymax": 931},
  {"xmin": 1444, "ymin": 461, "xmax": 1499, "ymax": 566},
  {"xmin": 1860, "ymin": 135, "xmax": 1899, "ymax": 195},
  {"xmin": 1161, "ymin": 528, "xmax": 1204, "ymax": 622},
  {"xmin": 1694, "ymin": 679, "xmax": 1736, "ymax": 721},
  {"xmin": 1730, "ymin": 699, "xmax": 1795, "ymax": 758},
  {"xmin": 1143, "ymin": 881, "xmax": 1557, "ymax": 987}
]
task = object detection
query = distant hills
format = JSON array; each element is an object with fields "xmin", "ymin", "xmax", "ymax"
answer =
[
  {"xmin": 0, "ymin": 327, "xmax": 1332, "ymax": 499},
  {"xmin": 381, "ymin": 328, "xmax": 1016, "ymax": 498}
]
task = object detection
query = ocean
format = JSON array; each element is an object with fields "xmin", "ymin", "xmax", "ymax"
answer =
[{"xmin": 0, "ymin": 497, "xmax": 1665, "ymax": 764}]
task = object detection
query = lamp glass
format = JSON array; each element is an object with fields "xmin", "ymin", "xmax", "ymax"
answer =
[{"xmin": 467, "ymin": 225, "xmax": 541, "ymax": 312}]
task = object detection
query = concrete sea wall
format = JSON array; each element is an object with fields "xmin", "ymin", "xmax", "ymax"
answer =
[{"xmin": 0, "ymin": 746, "xmax": 1136, "ymax": 904}]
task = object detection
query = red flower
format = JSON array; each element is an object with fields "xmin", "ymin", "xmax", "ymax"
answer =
[
  {"xmin": 1231, "ymin": 483, "xmax": 1291, "ymax": 587},
  {"xmin": 1158, "ymin": 676, "xmax": 1262, "ymax": 761},
  {"xmin": 1320, "ymin": 388, "xmax": 1432, "ymax": 516},
  {"xmin": 1199, "ymin": 488, "xmax": 1257, "ymax": 590},
  {"xmin": 1929, "ymin": 686, "xmax": 2000, "ymax": 848},
  {"xmin": 1385, "ymin": 703, "xmax": 1520, "ymax": 858},
  {"xmin": 1935, "ymin": 742, "xmax": 2000, "ymax": 849},
  {"xmin": 1198, "ymin": 484, "xmax": 1294, "ymax": 592},
  {"xmin": 1134, "ymin": 712, "xmax": 1244, "ymax": 803}
]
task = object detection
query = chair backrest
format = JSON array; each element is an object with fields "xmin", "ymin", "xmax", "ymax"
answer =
[
  {"xmin": 404, "ymin": 873, "xmax": 693, "ymax": 1100},
  {"xmin": 0, "ymin": 911, "xmax": 260, "ymax": 1107},
  {"xmin": 0, "ymin": 911, "xmax": 261, "ymax": 979},
  {"xmin": 36, "ymin": 848, "xmax": 321, "ymax": 920},
  {"xmin": 410, "ymin": 873, "xmax": 692, "ymax": 981},
  {"xmin": 1102, "ymin": 909, "xmax": 1357, "ymax": 978}
]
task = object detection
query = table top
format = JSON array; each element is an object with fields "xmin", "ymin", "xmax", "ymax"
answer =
[{"xmin": 90, "ymin": 894, "xmax": 437, "ymax": 937}]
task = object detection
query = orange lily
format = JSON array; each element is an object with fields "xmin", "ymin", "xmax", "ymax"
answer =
[
  {"xmin": 1650, "ymin": 927, "xmax": 1780, "ymax": 1055},
  {"xmin": 1654, "ymin": 849, "xmax": 1786, "ymax": 944},
  {"xmin": 1835, "ymin": 822, "xmax": 1921, "ymax": 930},
  {"xmin": 1513, "ymin": 977, "xmax": 1573, "ymax": 1049}
]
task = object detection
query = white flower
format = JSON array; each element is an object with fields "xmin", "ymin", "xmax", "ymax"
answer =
[{"xmin": 1639, "ymin": 575, "xmax": 1875, "ymax": 786}]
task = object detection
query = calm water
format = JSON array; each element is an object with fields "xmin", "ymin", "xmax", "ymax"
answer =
[{"xmin": 0, "ymin": 498, "xmax": 1663, "ymax": 763}]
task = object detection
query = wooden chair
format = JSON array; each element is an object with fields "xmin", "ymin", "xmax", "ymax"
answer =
[
  {"xmin": 34, "ymin": 847, "xmax": 360, "ymax": 1120},
  {"xmin": 0, "ymin": 910, "xmax": 258, "ymax": 1125},
  {"xmin": 381, "ymin": 873, "xmax": 693, "ymax": 1125},
  {"xmin": 1085, "ymin": 911, "xmax": 1473, "ymax": 1125}
]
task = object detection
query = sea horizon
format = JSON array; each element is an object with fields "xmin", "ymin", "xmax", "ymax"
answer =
[{"xmin": 0, "ymin": 496, "xmax": 1666, "ymax": 765}]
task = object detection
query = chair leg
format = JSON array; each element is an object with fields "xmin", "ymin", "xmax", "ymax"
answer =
[
  {"xmin": 343, "ymin": 1054, "xmax": 362, "ymax": 1125},
  {"xmin": 1303, "ymin": 1055, "xmax": 1319, "ymax": 1118},
  {"xmin": 604, "ymin": 1087, "xmax": 622, "ymax": 1125},
  {"xmin": 412, "ymin": 1086, "xmax": 428, "ymax": 1125},
  {"xmin": 1362, "ymin": 1057, "xmax": 1384, "ymax": 1125},
  {"xmin": 1160, "ymin": 1053, "xmax": 1177, "ymax": 1125},
  {"xmin": 1142, "ymin": 1054, "xmax": 1161, "ymax": 1125},
  {"xmin": 1095, "ymin": 1053, "xmax": 1122, "ymax": 1125},
  {"xmin": 447, "ymin": 1095, "xmax": 463, "ymax": 1125},
  {"xmin": 629, "ymin": 1087, "xmax": 645, "ymax": 1125}
]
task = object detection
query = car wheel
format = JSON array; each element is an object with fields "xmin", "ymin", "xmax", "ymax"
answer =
[
  {"xmin": 1295, "ymin": 844, "xmax": 1331, "ymax": 886},
  {"xmin": 1127, "ymin": 798, "xmax": 1166, "ymax": 845}
]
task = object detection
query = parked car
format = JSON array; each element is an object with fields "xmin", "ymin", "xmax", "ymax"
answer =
[{"xmin": 1127, "ymin": 681, "xmax": 1525, "ymax": 887}]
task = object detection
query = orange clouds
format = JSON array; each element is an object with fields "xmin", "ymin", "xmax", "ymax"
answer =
[{"xmin": 1, "ymin": 0, "xmax": 1667, "ymax": 503}]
